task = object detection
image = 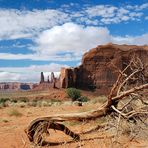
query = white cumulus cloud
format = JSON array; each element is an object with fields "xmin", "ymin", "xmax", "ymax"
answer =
[
  {"xmin": 0, "ymin": 23, "xmax": 148, "ymax": 62},
  {"xmin": 34, "ymin": 22, "xmax": 111, "ymax": 56},
  {"xmin": 0, "ymin": 3, "xmax": 147, "ymax": 40},
  {"xmin": 0, "ymin": 9, "xmax": 69, "ymax": 40},
  {"xmin": 84, "ymin": 4, "xmax": 146, "ymax": 24}
]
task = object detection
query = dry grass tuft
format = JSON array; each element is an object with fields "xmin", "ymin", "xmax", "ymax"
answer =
[{"xmin": 7, "ymin": 108, "xmax": 23, "ymax": 117}]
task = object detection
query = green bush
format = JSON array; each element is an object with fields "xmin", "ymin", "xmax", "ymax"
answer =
[
  {"xmin": 0, "ymin": 98, "xmax": 10, "ymax": 107},
  {"xmin": 66, "ymin": 88, "xmax": 81, "ymax": 101},
  {"xmin": 0, "ymin": 98, "xmax": 10, "ymax": 104},
  {"xmin": 78, "ymin": 96, "xmax": 89, "ymax": 102}
]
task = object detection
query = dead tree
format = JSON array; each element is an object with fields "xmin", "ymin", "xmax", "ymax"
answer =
[{"xmin": 25, "ymin": 56, "xmax": 148, "ymax": 145}]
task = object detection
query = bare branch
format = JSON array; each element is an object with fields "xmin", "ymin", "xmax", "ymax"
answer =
[
  {"xmin": 111, "ymin": 105, "xmax": 127, "ymax": 118},
  {"xmin": 117, "ymin": 69, "xmax": 141, "ymax": 95},
  {"xmin": 138, "ymin": 98, "xmax": 148, "ymax": 105},
  {"xmin": 127, "ymin": 111, "xmax": 148, "ymax": 119},
  {"xmin": 107, "ymin": 61, "xmax": 133, "ymax": 105},
  {"xmin": 120, "ymin": 96, "xmax": 134, "ymax": 111},
  {"xmin": 112, "ymin": 83, "xmax": 148, "ymax": 102}
]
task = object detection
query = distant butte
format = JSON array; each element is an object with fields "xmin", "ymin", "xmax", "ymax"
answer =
[{"xmin": 0, "ymin": 82, "xmax": 36, "ymax": 91}]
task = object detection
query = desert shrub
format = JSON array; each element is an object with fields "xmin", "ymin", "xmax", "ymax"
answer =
[
  {"xmin": 0, "ymin": 98, "xmax": 10, "ymax": 104},
  {"xmin": 73, "ymin": 101, "xmax": 82, "ymax": 106},
  {"xmin": 78, "ymin": 96, "xmax": 89, "ymax": 102},
  {"xmin": 66, "ymin": 88, "xmax": 81, "ymax": 101},
  {"xmin": 50, "ymin": 99, "xmax": 61, "ymax": 103},
  {"xmin": 40, "ymin": 101, "xmax": 50, "ymax": 107},
  {"xmin": 0, "ymin": 98, "xmax": 10, "ymax": 107},
  {"xmin": 0, "ymin": 118, "xmax": 9, "ymax": 123},
  {"xmin": 11, "ymin": 99, "xmax": 18, "ymax": 103},
  {"xmin": 36, "ymin": 101, "xmax": 42, "ymax": 107},
  {"xmin": 36, "ymin": 100, "xmax": 50, "ymax": 107},
  {"xmin": 2, "ymin": 119, "xmax": 9, "ymax": 123},
  {"xmin": 7, "ymin": 108, "xmax": 22, "ymax": 117},
  {"xmin": 62, "ymin": 101, "xmax": 72, "ymax": 106},
  {"xmin": 19, "ymin": 97, "xmax": 29, "ymax": 103},
  {"xmin": 32, "ymin": 99, "xmax": 38, "ymax": 102},
  {"xmin": 28, "ymin": 101, "xmax": 37, "ymax": 107},
  {"xmin": 52, "ymin": 102, "xmax": 62, "ymax": 106},
  {"xmin": 17, "ymin": 102, "xmax": 26, "ymax": 108}
]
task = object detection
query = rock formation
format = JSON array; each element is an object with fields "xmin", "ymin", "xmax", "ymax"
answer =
[
  {"xmin": 60, "ymin": 68, "xmax": 77, "ymax": 88},
  {"xmin": 51, "ymin": 72, "xmax": 55, "ymax": 83},
  {"xmin": 60, "ymin": 44, "xmax": 148, "ymax": 94},
  {"xmin": 35, "ymin": 72, "xmax": 59, "ymax": 90},
  {"xmin": 47, "ymin": 76, "xmax": 50, "ymax": 83},
  {"xmin": 0, "ymin": 82, "xmax": 36, "ymax": 91},
  {"xmin": 40, "ymin": 72, "xmax": 45, "ymax": 83}
]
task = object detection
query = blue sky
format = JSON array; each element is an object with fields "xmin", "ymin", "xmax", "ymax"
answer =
[{"xmin": 0, "ymin": 0, "xmax": 148, "ymax": 82}]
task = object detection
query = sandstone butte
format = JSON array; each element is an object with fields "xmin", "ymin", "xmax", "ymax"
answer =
[{"xmin": 60, "ymin": 43, "xmax": 148, "ymax": 94}]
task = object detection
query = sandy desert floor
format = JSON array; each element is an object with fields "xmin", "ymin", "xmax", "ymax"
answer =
[{"xmin": 0, "ymin": 99, "xmax": 148, "ymax": 148}]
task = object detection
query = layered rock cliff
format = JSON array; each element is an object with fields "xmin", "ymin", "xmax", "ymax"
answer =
[{"xmin": 60, "ymin": 44, "xmax": 148, "ymax": 94}]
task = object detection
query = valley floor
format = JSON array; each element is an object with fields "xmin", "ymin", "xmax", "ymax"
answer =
[{"xmin": 0, "ymin": 101, "xmax": 148, "ymax": 148}]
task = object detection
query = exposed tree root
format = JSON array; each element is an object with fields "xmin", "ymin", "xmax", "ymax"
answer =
[{"xmin": 25, "ymin": 120, "xmax": 80, "ymax": 146}]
